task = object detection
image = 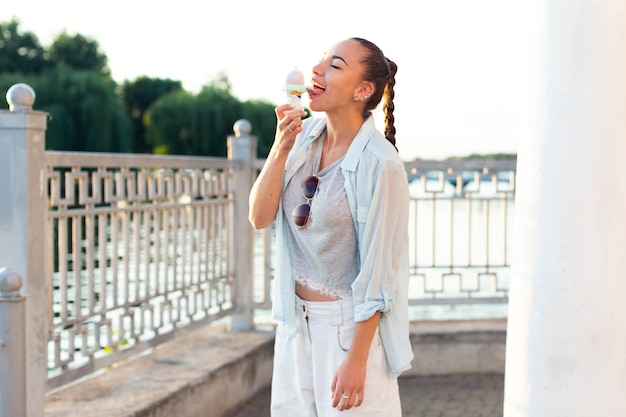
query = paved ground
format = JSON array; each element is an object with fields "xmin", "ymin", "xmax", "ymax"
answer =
[{"xmin": 228, "ymin": 373, "xmax": 504, "ymax": 417}]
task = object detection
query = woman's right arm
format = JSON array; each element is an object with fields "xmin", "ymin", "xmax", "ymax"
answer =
[{"xmin": 248, "ymin": 104, "xmax": 305, "ymax": 229}]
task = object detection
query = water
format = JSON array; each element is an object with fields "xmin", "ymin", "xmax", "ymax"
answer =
[
  {"xmin": 406, "ymin": 177, "xmax": 512, "ymax": 320},
  {"xmin": 254, "ymin": 177, "xmax": 512, "ymax": 323}
]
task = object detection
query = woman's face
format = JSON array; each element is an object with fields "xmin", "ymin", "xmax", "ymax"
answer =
[{"xmin": 308, "ymin": 39, "xmax": 368, "ymax": 114}]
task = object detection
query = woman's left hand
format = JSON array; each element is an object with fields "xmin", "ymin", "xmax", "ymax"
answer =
[
  {"xmin": 330, "ymin": 312, "xmax": 381, "ymax": 411},
  {"xmin": 331, "ymin": 356, "xmax": 366, "ymax": 411}
]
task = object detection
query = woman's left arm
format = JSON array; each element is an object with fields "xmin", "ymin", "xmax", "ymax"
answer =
[
  {"xmin": 330, "ymin": 311, "xmax": 381, "ymax": 411},
  {"xmin": 331, "ymin": 158, "xmax": 410, "ymax": 410}
]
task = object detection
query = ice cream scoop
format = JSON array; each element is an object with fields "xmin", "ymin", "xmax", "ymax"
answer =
[{"xmin": 284, "ymin": 68, "xmax": 308, "ymax": 110}]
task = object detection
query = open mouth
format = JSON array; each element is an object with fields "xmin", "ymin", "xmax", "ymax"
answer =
[{"xmin": 308, "ymin": 81, "xmax": 326, "ymax": 96}]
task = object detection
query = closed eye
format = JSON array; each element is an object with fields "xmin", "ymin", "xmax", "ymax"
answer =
[
  {"xmin": 330, "ymin": 58, "xmax": 344, "ymax": 69},
  {"xmin": 330, "ymin": 55, "xmax": 347, "ymax": 68}
]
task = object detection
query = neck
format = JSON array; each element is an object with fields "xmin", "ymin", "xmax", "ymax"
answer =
[
  {"xmin": 324, "ymin": 112, "xmax": 365, "ymax": 148},
  {"xmin": 318, "ymin": 114, "xmax": 365, "ymax": 170}
]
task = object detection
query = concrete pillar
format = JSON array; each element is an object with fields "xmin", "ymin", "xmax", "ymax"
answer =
[
  {"xmin": 504, "ymin": 1, "xmax": 626, "ymax": 416},
  {"xmin": 228, "ymin": 119, "xmax": 257, "ymax": 331},
  {"xmin": 0, "ymin": 84, "xmax": 48, "ymax": 417}
]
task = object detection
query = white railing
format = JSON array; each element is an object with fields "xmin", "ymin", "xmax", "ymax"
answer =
[
  {"xmin": 405, "ymin": 160, "xmax": 515, "ymax": 309},
  {"xmin": 45, "ymin": 152, "xmax": 238, "ymax": 388},
  {"xmin": 0, "ymin": 83, "xmax": 514, "ymax": 416}
]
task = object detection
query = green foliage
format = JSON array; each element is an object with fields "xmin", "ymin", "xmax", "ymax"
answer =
[
  {"xmin": 145, "ymin": 78, "xmax": 245, "ymax": 157},
  {"xmin": 28, "ymin": 64, "xmax": 131, "ymax": 152},
  {"xmin": 239, "ymin": 99, "xmax": 279, "ymax": 158},
  {"xmin": 122, "ymin": 76, "xmax": 183, "ymax": 153},
  {"xmin": 0, "ymin": 19, "xmax": 131, "ymax": 152},
  {"xmin": 0, "ymin": 19, "xmax": 48, "ymax": 74},
  {"xmin": 195, "ymin": 80, "xmax": 242, "ymax": 156},
  {"xmin": 49, "ymin": 31, "xmax": 110, "ymax": 77},
  {"xmin": 0, "ymin": 73, "xmax": 33, "ymax": 99},
  {"xmin": 144, "ymin": 90, "xmax": 196, "ymax": 155},
  {"xmin": 0, "ymin": 64, "xmax": 133, "ymax": 152},
  {"xmin": 0, "ymin": 19, "xmax": 279, "ymax": 157},
  {"xmin": 144, "ymin": 79, "xmax": 281, "ymax": 157}
]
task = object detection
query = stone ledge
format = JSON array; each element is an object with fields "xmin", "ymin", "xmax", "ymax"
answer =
[
  {"xmin": 407, "ymin": 318, "xmax": 507, "ymax": 376},
  {"xmin": 44, "ymin": 319, "xmax": 506, "ymax": 417},
  {"xmin": 44, "ymin": 324, "xmax": 275, "ymax": 417}
]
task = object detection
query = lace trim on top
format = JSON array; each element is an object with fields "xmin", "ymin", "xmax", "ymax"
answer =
[{"xmin": 295, "ymin": 272, "xmax": 353, "ymax": 300}]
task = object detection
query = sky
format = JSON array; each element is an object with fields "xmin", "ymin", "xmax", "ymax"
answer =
[{"xmin": 4, "ymin": 0, "xmax": 523, "ymax": 162}]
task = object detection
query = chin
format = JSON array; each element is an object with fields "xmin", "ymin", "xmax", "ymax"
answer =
[{"xmin": 308, "ymin": 101, "xmax": 323, "ymax": 113}]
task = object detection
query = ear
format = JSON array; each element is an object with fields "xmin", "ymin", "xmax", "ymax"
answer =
[{"xmin": 354, "ymin": 81, "xmax": 375, "ymax": 101}]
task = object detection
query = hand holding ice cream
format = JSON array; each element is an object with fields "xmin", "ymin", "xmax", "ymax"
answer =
[{"xmin": 284, "ymin": 68, "xmax": 308, "ymax": 110}]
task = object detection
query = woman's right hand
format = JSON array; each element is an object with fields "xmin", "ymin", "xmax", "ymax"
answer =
[
  {"xmin": 274, "ymin": 104, "xmax": 306, "ymax": 154},
  {"xmin": 248, "ymin": 104, "xmax": 306, "ymax": 229}
]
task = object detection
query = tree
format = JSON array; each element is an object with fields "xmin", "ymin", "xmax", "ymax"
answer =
[
  {"xmin": 193, "ymin": 76, "xmax": 242, "ymax": 156},
  {"xmin": 0, "ymin": 22, "xmax": 280, "ymax": 157},
  {"xmin": 144, "ymin": 73, "xmax": 281, "ymax": 157},
  {"xmin": 239, "ymin": 99, "xmax": 281, "ymax": 158},
  {"xmin": 48, "ymin": 31, "xmax": 110, "ymax": 76},
  {"xmin": 145, "ymin": 74, "xmax": 243, "ymax": 157},
  {"xmin": 0, "ymin": 18, "xmax": 48, "ymax": 74},
  {"xmin": 122, "ymin": 77, "xmax": 183, "ymax": 153},
  {"xmin": 3, "ymin": 64, "xmax": 133, "ymax": 152},
  {"xmin": 144, "ymin": 90, "xmax": 196, "ymax": 155}
]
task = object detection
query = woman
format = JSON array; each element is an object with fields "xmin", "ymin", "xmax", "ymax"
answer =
[{"xmin": 249, "ymin": 37, "xmax": 413, "ymax": 416}]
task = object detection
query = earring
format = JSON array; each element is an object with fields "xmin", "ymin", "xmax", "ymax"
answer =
[{"xmin": 353, "ymin": 95, "xmax": 359, "ymax": 102}]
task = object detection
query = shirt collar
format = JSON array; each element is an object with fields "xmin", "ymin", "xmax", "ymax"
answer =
[
  {"xmin": 289, "ymin": 115, "xmax": 376, "ymax": 175},
  {"xmin": 342, "ymin": 116, "xmax": 375, "ymax": 172}
]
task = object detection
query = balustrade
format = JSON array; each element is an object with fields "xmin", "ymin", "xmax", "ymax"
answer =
[{"xmin": 0, "ymin": 84, "xmax": 514, "ymax": 413}]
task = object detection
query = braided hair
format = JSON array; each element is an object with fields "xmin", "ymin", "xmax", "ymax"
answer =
[{"xmin": 351, "ymin": 37, "xmax": 398, "ymax": 151}]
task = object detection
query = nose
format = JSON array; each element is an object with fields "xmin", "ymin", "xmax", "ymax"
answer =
[{"xmin": 312, "ymin": 61, "xmax": 324, "ymax": 76}]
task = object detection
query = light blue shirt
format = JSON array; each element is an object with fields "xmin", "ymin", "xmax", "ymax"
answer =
[{"xmin": 272, "ymin": 115, "xmax": 414, "ymax": 377}]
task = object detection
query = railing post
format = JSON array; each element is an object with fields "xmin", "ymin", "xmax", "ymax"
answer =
[
  {"xmin": 0, "ymin": 268, "xmax": 26, "ymax": 417},
  {"xmin": 228, "ymin": 119, "xmax": 257, "ymax": 331},
  {"xmin": 0, "ymin": 84, "xmax": 48, "ymax": 417}
]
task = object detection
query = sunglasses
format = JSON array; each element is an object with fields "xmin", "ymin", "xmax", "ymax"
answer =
[{"xmin": 291, "ymin": 176, "xmax": 319, "ymax": 228}]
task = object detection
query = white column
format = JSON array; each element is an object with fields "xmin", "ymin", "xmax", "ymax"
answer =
[
  {"xmin": 0, "ymin": 84, "xmax": 48, "ymax": 417},
  {"xmin": 504, "ymin": 1, "xmax": 626, "ymax": 416},
  {"xmin": 228, "ymin": 120, "xmax": 257, "ymax": 331}
]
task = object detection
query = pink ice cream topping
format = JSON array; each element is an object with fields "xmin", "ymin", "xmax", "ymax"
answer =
[{"xmin": 286, "ymin": 69, "xmax": 305, "ymax": 85}]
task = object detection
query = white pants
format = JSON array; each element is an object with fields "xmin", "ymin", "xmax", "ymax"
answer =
[{"xmin": 270, "ymin": 296, "xmax": 401, "ymax": 417}]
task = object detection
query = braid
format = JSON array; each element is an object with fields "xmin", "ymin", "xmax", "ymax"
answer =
[
  {"xmin": 351, "ymin": 37, "xmax": 399, "ymax": 153},
  {"xmin": 384, "ymin": 59, "xmax": 397, "ymax": 151}
]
